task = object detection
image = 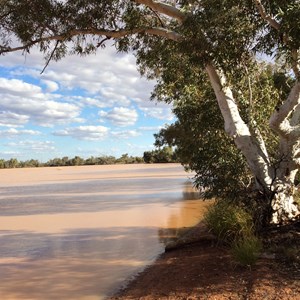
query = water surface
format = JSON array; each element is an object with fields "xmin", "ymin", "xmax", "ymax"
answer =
[{"xmin": 0, "ymin": 164, "xmax": 210, "ymax": 299}]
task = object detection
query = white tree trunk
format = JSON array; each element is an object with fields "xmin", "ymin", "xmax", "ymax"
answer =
[
  {"xmin": 271, "ymin": 183, "xmax": 299, "ymax": 224},
  {"xmin": 205, "ymin": 64, "xmax": 273, "ymax": 187},
  {"xmin": 206, "ymin": 63, "xmax": 300, "ymax": 224},
  {"xmin": 269, "ymin": 80, "xmax": 300, "ymax": 223}
]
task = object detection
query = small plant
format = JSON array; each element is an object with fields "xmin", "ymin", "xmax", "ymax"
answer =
[
  {"xmin": 231, "ymin": 235, "xmax": 262, "ymax": 267},
  {"xmin": 203, "ymin": 201, "xmax": 253, "ymax": 243},
  {"xmin": 204, "ymin": 200, "xmax": 262, "ymax": 267}
]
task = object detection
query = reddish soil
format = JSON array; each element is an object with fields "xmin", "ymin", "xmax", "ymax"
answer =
[{"xmin": 110, "ymin": 224, "xmax": 300, "ymax": 300}]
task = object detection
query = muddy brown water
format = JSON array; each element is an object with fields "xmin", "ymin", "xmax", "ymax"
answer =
[{"xmin": 0, "ymin": 164, "xmax": 211, "ymax": 299}]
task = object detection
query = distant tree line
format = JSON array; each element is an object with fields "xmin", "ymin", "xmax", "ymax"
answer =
[
  {"xmin": 143, "ymin": 146, "xmax": 177, "ymax": 163},
  {"xmin": 0, "ymin": 147, "xmax": 177, "ymax": 169}
]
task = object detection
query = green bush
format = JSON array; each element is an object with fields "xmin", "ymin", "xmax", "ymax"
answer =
[
  {"xmin": 231, "ymin": 235, "xmax": 262, "ymax": 266},
  {"xmin": 204, "ymin": 201, "xmax": 262, "ymax": 266},
  {"xmin": 204, "ymin": 201, "xmax": 253, "ymax": 243}
]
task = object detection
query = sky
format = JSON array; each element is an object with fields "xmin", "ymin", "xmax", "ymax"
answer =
[{"xmin": 0, "ymin": 45, "xmax": 174, "ymax": 162}]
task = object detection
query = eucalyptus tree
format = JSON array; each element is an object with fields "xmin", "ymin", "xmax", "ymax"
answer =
[
  {"xmin": 153, "ymin": 63, "xmax": 290, "ymax": 205},
  {"xmin": 1, "ymin": 0, "xmax": 300, "ymax": 224}
]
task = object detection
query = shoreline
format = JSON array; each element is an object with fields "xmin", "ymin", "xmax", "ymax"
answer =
[
  {"xmin": 109, "ymin": 224, "xmax": 300, "ymax": 300},
  {"xmin": 110, "ymin": 222, "xmax": 215, "ymax": 297}
]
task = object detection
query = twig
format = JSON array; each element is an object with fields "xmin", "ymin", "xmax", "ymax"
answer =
[
  {"xmin": 244, "ymin": 65, "xmax": 253, "ymax": 120},
  {"xmin": 149, "ymin": 7, "xmax": 165, "ymax": 27},
  {"xmin": 96, "ymin": 36, "xmax": 111, "ymax": 48},
  {"xmin": 40, "ymin": 40, "xmax": 59, "ymax": 74}
]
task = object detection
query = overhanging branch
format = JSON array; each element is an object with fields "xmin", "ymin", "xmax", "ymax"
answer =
[
  {"xmin": 254, "ymin": 0, "xmax": 300, "ymax": 79},
  {"xmin": 0, "ymin": 28, "xmax": 143, "ymax": 54},
  {"xmin": 270, "ymin": 80, "xmax": 300, "ymax": 136},
  {"xmin": 134, "ymin": 0, "xmax": 186, "ymax": 23},
  {"xmin": 254, "ymin": 0, "xmax": 280, "ymax": 30},
  {"xmin": 0, "ymin": 27, "xmax": 182, "ymax": 55},
  {"xmin": 145, "ymin": 27, "xmax": 182, "ymax": 41}
]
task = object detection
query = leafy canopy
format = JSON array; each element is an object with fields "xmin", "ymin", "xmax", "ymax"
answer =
[
  {"xmin": 154, "ymin": 61, "xmax": 288, "ymax": 200},
  {"xmin": 1, "ymin": 0, "xmax": 299, "ymax": 69}
]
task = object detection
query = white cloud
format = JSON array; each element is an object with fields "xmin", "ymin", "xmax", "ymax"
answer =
[
  {"xmin": 0, "ymin": 48, "xmax": 45, "ymax": 69},
  {"xmin": 40, "ymin": 47, "xmax": 149, "ymax": 100},
  {"xmin": 6, "ymin": 140, "xmax": 55, "ymax": 152},
  {"xmin": 2, "ymin": 45, "xmax": 174, "ymax": 113},
  {"xmin": 121, "ymin": 142, "xmax": 156, "ymax": 155},
  {"xmin": 99, "ymin": 87, "xmax": 131, "ymax": 107},
  {"xmin": 139, "ymin": 126, "xmax": 163, "ymax": 131},
  {"xmin": 41, "ymin": 70, "xmax": 77, "ymax": 88},
  {"xmin": 0, "ymin": 111, "xmax": 29, "ymax": 127},
  {"xmin": 75, "ymin": 96, "xmax": 113, "ymax": 108},
  {"xmin": 53, "ymin": 125, "xmax": 109, "ymax": 141},
  {"xmin": 140, "ymin": 107, "xmax": 174, "ymax": 121},
  {"xmin": 41, "ymin": 79, "xmax": 59, "ymax": 92},
  {"xmin": 111, "ymin": 130, "xmax": 141, "ymax": 139},
  {"xmin": 0, "ymin": 77, "xmax": 83, "ymax": 126},
  {"xmin": 99, "ymin": 107, "xmax": 138, "ymax": 127},
  {"xmin": 0, "ymin": 78, "xmax": 43, "ymax": 98},
  {"xmin": 0, "ymin": 150, "xmax": 21, "ymax": 158},
  {"xmin": 0, "ymin": 128, "xmax": 41, "ymax": 137},
  {"xmin": 4, "ymin": 45, "xmax": 155, "ymax": 107},
  {"xmin": 78, "ymin": 97, "xmax": 106, "ymax": 108}
]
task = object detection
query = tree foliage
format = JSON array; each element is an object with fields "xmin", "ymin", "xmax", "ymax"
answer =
[
  {"xmin": 154, "ymin": 63, "xmax": 288, "ymax": 200},
  {"xmin": 143, "ymin": 146, "xmax": 177, "ymax": 163}
]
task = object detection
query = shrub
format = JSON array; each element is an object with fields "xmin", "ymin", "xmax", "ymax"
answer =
[
  {"xmin": 204, "ymin": 200, "xmax": 262, "ymax": 266},
  {"xmin": 231, "ymin": 235, "xmax": 262, "ymax": 266},
  {"xmin": 203, "ymin": 201, "xmax": 253, "ymax": 243}
]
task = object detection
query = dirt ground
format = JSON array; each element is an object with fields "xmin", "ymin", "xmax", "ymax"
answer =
[{"xmin": 110, "ymin": 223, "xmax": 300, "ymax": 300}]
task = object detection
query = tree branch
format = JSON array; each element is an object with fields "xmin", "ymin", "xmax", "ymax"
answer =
[
  {"xmin": 270, "ymin": 80, "xmax": 300, "ymax": 136},
  {"xmin": 288, "ymin": 102, "xmax": 300, "ymax": 138},
  {"xmin": 291, "ymin": 49, "xmax": 300, "ymax": 79},
  {"xmin": 40, "ymin": 40, "xmax": 59, "ymax": 74},
  {"xmin": 290, "ymin": 102, "xmax": 300, "ymax": 127},
  {"xmin": 96, "ymin": 36, "xmax": 111, "ymax": 48},
  {"xmin": 254, "ymin": 0, "xmax": 300, "ymax": 79},
  {"xmin": 254, "ymin": 0, "xmax": 300, "ymax": 137},
  {"xmin": 149, "ymin": 7, "xmax": 166, "ymax": 27},
  {"xmin": 134, "ymin": 0, "xmax": 186, "ymax": 23},
  {"xmin": 0, "ymin": 27, "xmax": 182, "ymax": 55},
  {"xmin": 0, "ymin": 9, "xmax": 15, "ymax": 21},
  {"xmin": 145, "ymin": 27, "xmax": 182, "ymax": 41},
  {"xmin": 254, "ymin": 0, "xmax": 280, "ymax": 30}
]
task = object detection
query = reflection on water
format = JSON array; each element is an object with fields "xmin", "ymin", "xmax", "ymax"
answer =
[
  {"xmin": 0, "ymin": 164, "xmax": 211, "ymax": 299},
  {"xmin": 158, "ymin": 184, "xmax": 209, "ymax": 247}
]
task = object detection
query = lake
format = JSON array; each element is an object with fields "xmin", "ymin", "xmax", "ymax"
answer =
[{"xmin": 0, "ymin": 164, "xmax": 210, "ymax": 299}]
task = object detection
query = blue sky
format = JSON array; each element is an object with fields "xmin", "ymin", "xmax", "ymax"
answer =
[{"xmin": 0, "ymin": 45, "xmax": 174, "ymax": 162}]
